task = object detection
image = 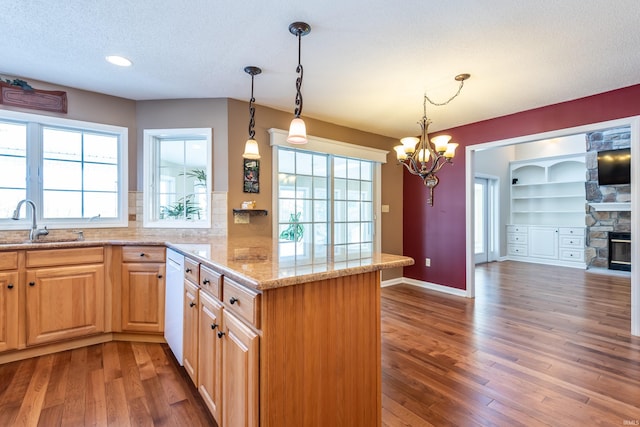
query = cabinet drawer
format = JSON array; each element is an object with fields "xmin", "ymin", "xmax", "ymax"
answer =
[
  {"xmin": 26, "ymin": 246, "xmax": 104, "ymax": 268},
  {"xmin": 507, "ymin": 233, "xmax": 527, "ymax": 244},
  {"xmin": 222, "ymin": 277, "xmax": 261, "ymax": 329},
  {"xmin": 0, "ymin": 252, "xmax": 18, "ymax": 270},
  {"xmin": 184, "ymin": 258, "xmax": 200, "ymax": 284},
  {"xmin": 507, "ymin": 225, "xmax": 528, "ymax": 233},
  {"xmin": 507, "ymin": 244, "xmax": 528, "ymax": 256},
  {"xmin": 122, "ymin": 246, "xmax": 166, "ymax": 262},
  {"xmin": 200, "ymin": 265, "xmax": 222, "ymax": 299},
  {"xmin": 559, "ymin": 227, "xmax": 585, "ymax": 237},
  {"xmin": 559, "ymin": 236, "xmax": 584, "ymax": 248},
  {"xmin": 560, "ymin": 249, "xmax": 584, "ymax": 262}
]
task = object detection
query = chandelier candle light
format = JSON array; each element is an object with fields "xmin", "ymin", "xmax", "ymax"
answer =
[
  {"xmin": 287, "ymin": 21, "xmax": 311, "ymax": 144},
  {"xmin": 242, "ymin": 66, "xmax": 262, "ymax": 159},
  {"xmin": 395, "ymin": 73, "xmax": 470, "ymax": 206}
]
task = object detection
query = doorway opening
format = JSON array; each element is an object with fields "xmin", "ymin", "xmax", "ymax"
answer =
[
  {"xmin": 474, "ymin": 175, "xmax": 499, "ymax": 264},
  {"xmin": 464, "ymin": 116, "xmax": 640, "ymax": 336}
]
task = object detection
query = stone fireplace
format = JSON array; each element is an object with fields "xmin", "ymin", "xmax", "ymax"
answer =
[{"xmin": 584, "ymin": 126, "xmax": 631, "ymax": 269}]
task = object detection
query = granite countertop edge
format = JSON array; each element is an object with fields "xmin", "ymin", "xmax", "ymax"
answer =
[{"xmin": 0, "ymin": 236, "xmax": 414, "ymax": 291}]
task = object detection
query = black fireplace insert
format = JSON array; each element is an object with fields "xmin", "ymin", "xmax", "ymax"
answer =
[{"xmin": 608, "ymin": 232, "xmax": 631, "ymax": 271}]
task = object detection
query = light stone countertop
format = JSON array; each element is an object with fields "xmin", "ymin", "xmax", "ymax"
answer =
[{"xmin": 0, "ymin": 233, "xmax": 414, "ymax": 291}]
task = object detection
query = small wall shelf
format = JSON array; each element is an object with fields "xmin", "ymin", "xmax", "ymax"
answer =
[{"xmin": 232, "ymin": 209, "xmax": 268, "ymax": 216}]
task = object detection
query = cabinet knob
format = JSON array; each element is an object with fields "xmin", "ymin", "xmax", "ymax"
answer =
[
  {"xmin": 203, "ymin": 278, "xmax": 210, "ymax": 285},
  {"xmin": 29, "ymin": 282, "xmax": 35, "ymax": 287},
  {"xmin": 189, "ymin": 302, "xmax": 196, "ymax": 308},
  {"xmin": 229, "ymin": 297, "xmax": 238, "ymax": 305},
  {"xmin": 211, "ymin": 323, "xmax": 218, "ymax": 330},
  {"xmin": 157, "ymin": 274, "xmax": 163, "ymax": 279},
  {"xmin": 217, "ymin": 331, "xmax": 225, "ymax": 339},
  {"xmin": 186, "ymin": 268, "xmax": 192, "ymax": 273},
  {"xmin": 140, "ymin": 253, "xmax": 145, "ymax": 257},
  {"xmin": 7, "ymin": 283, "xmax": 14, "ymax": 289}
]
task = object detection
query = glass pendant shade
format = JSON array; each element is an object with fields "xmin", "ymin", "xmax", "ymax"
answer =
[
  {"xmin": 400, "ymin": 136, "xmax": 419, "ymax": 154},
  {"xmin": 242, "ymin": 138, "xmax": 261, "ymax": 159},
  {"xmin": 393, "ymin": 145, "xmax": 408, "ymax": 160},
  {"xmin": 417, "ymin": 148, "xmax": 430, "ymax": 163},
  {"xmin": 287, "ymin": 118, "xmax": 308, "ymax": 144},
  {"xmin": 431, "ymin": 134, "xmax": 452, "ymax": 153},
  {"xmin": 444, "ymin": 143, "xmax": 458, "ymax": 159}
]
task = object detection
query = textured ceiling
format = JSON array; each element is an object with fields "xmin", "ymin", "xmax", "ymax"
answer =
[{"xmin": 2, "ymin": 0, "xmax": 640, "ymax": 139}]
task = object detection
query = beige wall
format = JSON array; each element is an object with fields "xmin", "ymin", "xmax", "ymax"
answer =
[
  {"xmin": 136, "ymin": 98, "xmax": 229, "ymax": 192},
  {"xmin": 1, "ymin": 82, "xmax": 404, "ymax": 279},
  {"xmin": 227, "ymin": 99, "xmax": 405, "ymax": 279}
]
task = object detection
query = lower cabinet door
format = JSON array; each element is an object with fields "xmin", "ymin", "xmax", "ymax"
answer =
[
  {"xmin": 528, "ymin": 226, "xmax": 559, "ymax": 259},
  {"xmin": 198, "ymin": 290, "xmax": 223, "ymax": 424},
  {"xmin": 121, "ymin": 263, "xmax": 165, "ymax": 333},
  {"xmin": 222, "ymin": 309, "xmax": 259, "ymax": 427},
  {"xmin": 0, "ymin": 272, "xmax": 19, "ymax": 352},
  {"xmin": 183, "ymin": 280, "xmax": 199, "ymax": 385},
  {"xmin": 26, "ymin": 264, "xmax": 104, "ymax": 346}
]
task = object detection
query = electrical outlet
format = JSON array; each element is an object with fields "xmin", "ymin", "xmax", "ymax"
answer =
[{"xmin": 425, "ymin": 258, "xmax": 431, "ymax": 267}]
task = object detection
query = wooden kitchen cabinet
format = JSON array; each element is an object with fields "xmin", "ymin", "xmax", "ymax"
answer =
[
  {"xmin": 0, "ymin": 270, "xmax": 19, "ymax": 352},
  {"xmin": 121, "ymin": 262, "xmax": 166, "ymax": 333},
  {"xmin": 120, "ymin": 245, "xmax": 166, "ymax": 333},
  {"xmin": 221, "ymin": 308, "xmax": 259, "ymax": 427},
  {"xmin": 183, "ymin": 278, "xmax": 199, "ymax": 385},
  {"xmin": 198, "ymin": 289, "xmax": 223, "ymax": 423},
  {"xmin": 26, "ymin": 262, "xmax": 104, "ymax": 346}
]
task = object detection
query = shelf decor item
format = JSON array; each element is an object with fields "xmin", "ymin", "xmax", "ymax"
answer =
[{"xmin": 0, "ymin": 80, "xmax": 67, "ymax": 113}]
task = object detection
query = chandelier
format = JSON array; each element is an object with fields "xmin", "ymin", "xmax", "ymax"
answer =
[{"xmin": 394, "ymin": 73, "xmax": 470, "ymax": 206}]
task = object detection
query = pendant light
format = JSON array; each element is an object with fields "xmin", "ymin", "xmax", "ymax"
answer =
[
  {"xmin": 242, "ymin": 66, "xmax": 262, "ymax": 159},
  {"xmin": 287, "ymin": 21, "xmax": 311, "ymax": 144}
]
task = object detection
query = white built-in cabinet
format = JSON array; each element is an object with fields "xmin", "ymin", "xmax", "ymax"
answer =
[{"xmin": 507, "ymin": 154, "xmax": 586, "ymax": 268}]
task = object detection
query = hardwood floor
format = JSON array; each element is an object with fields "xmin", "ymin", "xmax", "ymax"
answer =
[
  {"xmin": 1, "ymin": 261, "xmax": 638, "ymax": 426},
  {"xmin": 381, "ymin": 261, "xmax": 640, "ymax": 426},
  {"xmin": 0, "ymin": 341, "xmax": 215, "ymax": 427}
]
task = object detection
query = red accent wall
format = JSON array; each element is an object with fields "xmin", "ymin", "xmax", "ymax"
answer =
[{"xmin": 403, "ymin": 84, "xmax": 640, "ymax": 290}]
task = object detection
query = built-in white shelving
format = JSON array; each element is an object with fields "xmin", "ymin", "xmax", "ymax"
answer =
[
  {"xmin": 510, "ymin": 154, "xmax": 586, "ymax": 226},
  {"xmin": 507, "ymin": 153, "xmax": 587, "ymax": 268}
]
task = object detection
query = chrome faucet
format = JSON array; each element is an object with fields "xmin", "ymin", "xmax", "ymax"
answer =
[{"xmin": 12, "ymin": 199, "xmax": 49, "ymax": 241}]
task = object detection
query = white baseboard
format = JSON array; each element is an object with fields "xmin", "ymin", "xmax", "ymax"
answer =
[
  {"xmin": 381, "ymin": 277, "xmax": 469, "ymax": 297},
  {"xmin": 380, "ymin": 277, "xmax": 405, "ymax": 287}
]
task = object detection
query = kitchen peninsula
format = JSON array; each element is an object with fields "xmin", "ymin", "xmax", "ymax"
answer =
[{"xmin": 0, "ymin": 234, "xmax": 413, "ymax": 426}]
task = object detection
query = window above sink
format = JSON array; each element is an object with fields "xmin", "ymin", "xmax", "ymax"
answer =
[{"xmin": 0, "ymin": 109, "xmax": 128, "ymax": 230}]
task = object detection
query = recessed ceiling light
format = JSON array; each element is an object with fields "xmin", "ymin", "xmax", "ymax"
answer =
[{"xmin": 105, "ymin": 55, "xmax": 132, "ymax": 67}]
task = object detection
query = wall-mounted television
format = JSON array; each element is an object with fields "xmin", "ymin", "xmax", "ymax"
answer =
[{"xmin": 597, "ymin": 148, "xmax": 631, "ymax": 185}]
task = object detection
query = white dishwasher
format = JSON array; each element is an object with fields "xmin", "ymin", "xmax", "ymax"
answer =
[{"xmin": 165, "ymin": 248, "xmax": 184, "ymax": 364}]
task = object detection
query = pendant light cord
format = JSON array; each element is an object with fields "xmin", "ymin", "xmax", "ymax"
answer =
[
  {"xmin": 248, "ymin": 74, "xmax": 256, "ymax": 138},
  {"xmin": 294, "ymin": 31, "xmax": 304, "ymax": 118}
]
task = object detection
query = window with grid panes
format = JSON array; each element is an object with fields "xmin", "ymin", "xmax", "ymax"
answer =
[
  {"xmin": 0, "ymin": 110, "xmax": 127, "ymax": 228},
  {"xmin": 276, "ymin": 147, "xmax": 374, "ymax": 262}
]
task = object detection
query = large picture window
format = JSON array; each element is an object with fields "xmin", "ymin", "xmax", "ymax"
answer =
[
  {"xmin": 0, "ymin": 110, "xmax": 128, "ymax": 228},
  {"xmin": 271, "ymin": 129, "xmax": 386, "ymax": 264}
]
